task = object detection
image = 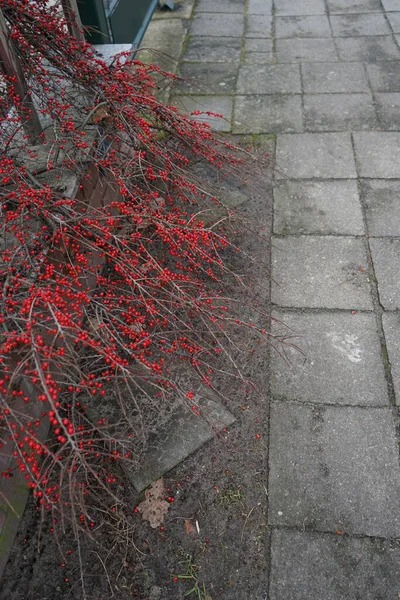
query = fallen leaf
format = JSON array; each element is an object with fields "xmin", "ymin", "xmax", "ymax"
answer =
[
  {"xmin": 138, "ymin": 478, "xmax": 170, "ymax": 528},
  {"xmin": 184, "ymin": 519, "xmax": 194, "ymax": 534},
  {"xmin": 92, "ymin": 104, "xmax": 110, "ymax": 123}
]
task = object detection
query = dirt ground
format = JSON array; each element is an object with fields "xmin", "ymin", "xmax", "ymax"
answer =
[{"xmin": 0, "ymin": 137, "xmax": 273, "ymax": 600}]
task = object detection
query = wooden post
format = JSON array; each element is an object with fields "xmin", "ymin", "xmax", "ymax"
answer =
[
  {"xmin": 0, "ymin": 8, "xmax": 43, "ymax": 143},
  {"xmin": 61, "ymin": 0, "xmax": 86, "ymax": 42}
]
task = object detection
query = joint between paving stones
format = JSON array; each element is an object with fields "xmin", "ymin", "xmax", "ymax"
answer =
[
  {"xmin": 351, "ymin": 137, "xmax": 399, "ymax": 413},
  {"xmin": 271, "ymin": 394, "xmax": 394, "ymax": 410},
  {"xmin": 269, "ymin": 522, "xmax": 400, "ymax": 542}
]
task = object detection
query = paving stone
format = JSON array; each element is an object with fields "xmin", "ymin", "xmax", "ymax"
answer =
[
  {"xmin": 171, "ymin": 95, "xmax": 233, "ymax": 131},
  {"xmin": 276, "ymin": 38, "xmax": 338, "ymax": 62},
  {"xmin": 183, "ymin": 36, "xmax": 242, "ymax": 63},
  {"xmin": 327, "ymin": 0, "xmax": 383, "ymax": 12},
  {"xmin": 361, "ymin": 179, "xmax": 400, "ymax": 236},
  {"xmin": 366, "ymin": 61, "xmax": 400, "ymax": 92},
  {"xmin": 335, "ymin": 35, "xmax": 400, "ymax": 61},
  {"xmin": 245, "ymin": 38, "xmax": 273, "ymax": 52},
  {"xmin": 272, "ymin": 310, "xmax": 386, "ymax": 405},
  {"xmin": 269, "ymin": 402, "xmax": 400, "ymax": 536},
  {"xmin": 330, "ymin": 14, "xmax": 391, "ymax": 37},
  {"xmin": 353, "ymin": 132, "xmax": 400, "ymax": 178},
  {"xmin": 234, "ymin": 95, "xmax": 303, "ymax": 133},
  {"xmin": 382, "ymin": 312, "xmax": 400, "ymax": 406},
  {"xmin": 387, "ymin": 11, "xmax": 400, "ymax": 33},
  {"xmin": 243, "ymin": 52, "xmax": 274, "ymax": 64},
  {"xmin": 276, "ymin": 133, "xmax": 357, "ymax": 179},
  {"xmin": 382, "ymin": 0, "xmax": 399, "ymax": 10},
  {"xmin": 270, "ymin": 529, "xmax": 400, "ymax": 600},
  {"xmin": 191, "ymin": 13, "xmax": 244, "ymax": 36},
  {"xmin": 132, "ymin": 397, "xmax": 235, "ymax": 491},
  {"xmin": 273, "ymin": 180, "xmax": 364, "ymax": 235},
  {"xmin": 246, "ymin": 14, "xmax": 272, "ymax": 38},
  {"xmin": 196, "ymin": 0, "xmax": 244, "ymax": 12},
  {"xmin": 237, "ymin": 65, "xmax": 301, "ymax": 94},
  {"xmin": 248, "ymin": 0, "xmax": 272, "ymax": 14},
  {"xmin": 276, "ymin": 15, "xmax": 331, "ymax": 38},
  {"xmin": 139, "ymin": 19, "xmax": 187, "ymax": 72},
  {"xmin": 237, "ymin": 64, "xmax": 301, "ymax": 94},
  {"xmin": 274, "ymin": 0, "xmax": 327, "ymax": 16},
  {"xmin": 302, "ymin": 62, "xmax": 369, "ymax": 93},
  {"xmin": 153, "ymin": 0, "xmax": 194, "ymax": 19},
  {"xmin": 176, "ymin": 62, "xmax": 238, "ymax": 94},
  {"xmin": 271, "ymin": 236, "xmax": 372, "ymax": 309},
  {"xmin": 243, "ymin": 40, "xmax": 274, "ymax": 63},
  {"xmin": 370, "ymin": 238, "xmax": 400, "ymax": 309},
  {"xmin": 375, "ymin": 92, "xmax": 400, "ymax": 130},
  {"xmin": 304, "ymin": 93, "xmax": 377, "ymax": 131}
]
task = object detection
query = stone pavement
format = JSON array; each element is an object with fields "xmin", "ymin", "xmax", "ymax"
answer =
[{"xmin": 143, "ymin": 0, "xmax": 400, "ymax": 597}]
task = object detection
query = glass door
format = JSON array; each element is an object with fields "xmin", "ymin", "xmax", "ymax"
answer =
[{"xmin": 77, "ymin": 0, "xmax": 158, "ymax": 45}]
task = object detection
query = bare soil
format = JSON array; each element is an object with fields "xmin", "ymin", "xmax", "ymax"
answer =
[{"xmin": 0, "ymin": 137, "xmax": 273, "ymax": 600}]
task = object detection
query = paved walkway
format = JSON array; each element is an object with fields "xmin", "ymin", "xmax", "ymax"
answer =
[{"xmin": 146, "ymin": 0, "xmax": 400, "ymax": 597}]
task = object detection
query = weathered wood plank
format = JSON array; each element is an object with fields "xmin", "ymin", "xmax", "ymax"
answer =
[
  {"xmin": 61, "ymin": 0, "xmax": 85, "ymax": 42},
  {"xmin": 0, "ymin": 8, "xmax": 43, "ymax": 142}
]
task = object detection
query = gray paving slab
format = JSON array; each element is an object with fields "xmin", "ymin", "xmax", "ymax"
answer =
[
  {"xmin": 304, "ymin": 93, "xmax": 377, "ymax": 131},
  {"xmin": 271, "ymin": 236, "xmax": 373, "ymax": 309},
  {"xmin": 335, "ymin": 35, "xmax": 400, "ymax": 61},
  {"xmin": 276, "ymin": 133, "xmax": 357, "ymax": 179},
  {"xmin": 139, "ymin": 19, "xmax": 187, "ymax": 73},
  {"xmin": 243, "ymin": 52, "xmax": 274, "ymax": 64},
  {"xmin": 153, "ymin": 0, "xmax": 194, "ymax": 20},
  {"xmin": 370, "ymin": 238, "xmax": 400, "ymax": 309},
  {"xmin": 270, "ymin": 529, "xmax": 400, "ymax": 600},
  {"xmin": 330, "ymin": 14, "xmax": 391, "ymax": 37},
  {"xmin": 191, "ymin": 13, "xmax": 244, "ymax": 36},
  {"xmin": 273, "ymin": 180, "xmax": 364, "ymax": 235},
  {"xmin": 327, "ymin": 0, "xmax": 383, "ymax": 12},
  {"xmin": 268, "ymin": 402, "xmax": 400, "ymax": 536},
  {"xmin": 353, "ymin": 132, "xmax": 400, "ymax": 178},
  {"xmin": 375, "ymin": 92, "xmax": 400, "ymax": 130},
  {"xmin": 272, "ymin": 310, "xmax": 387, "ymax": 405},
  {"xmin": 382, "ymin": 312, "xmax": 400, "ymax": 406},
  {"xmin": 176, "ymin": 62, "xmax": 238, "ymax": 94},
  {"xmin": 387, "ymin": 11, "xmax": 400, "ymax": 33},
  {"xmin": 243, "ymin": 38, "xmax": 274, "ymax": 63},
  {"xmin": 245, "ymin": 14, "xmax": 272, "ymax": 38},
  {"xmin": 274, "ymin": 0, "xmax": 327, "ymax": 16},
  {"xmin": 248, "ymin": 0, "xmax": 272, "ymax": 14},
  {"xmin": 366, "ymin": 61, "xmax": 400, "ymax": 92},
  {"xmin": 382, "ymin": 0, "xmax": 399, "ymax": 9},
  {"xmin": 183, "ymin": 36, "xmax": 242, "ymax": 63},
  {"xmin": 361, "ymin": 179, "xmax": 400, "ymax": 236},
  {"xmin": 195, "ymin": 0, "xmax": 244, "ymax": 12},
  {"xmin": 170, "ymin": 95, "xmax": 233, "ymax": 131},
  {"xmin": 301, "ymin": 62, "xmax": 369, "ymax": 93},
  {"xmin": 276, "ymin": 37, "xmax": 338, "ymax": 62},
  {"xmin": 237, "ymin": 64, "xmax": 301, "ymax": 94},
  {"xmin": 132, "ymin": 398, "xmax": 235, "ymax": 491},
  {"xmin": 245, "ymin": 38, "xmax": 273, "ymax": 52},
  {"xmin": 275, "ymin": 15, "xmax": 332, "ymax": 39},
  {"xmin": 234, "ymin": 95, "xmax": 303, "ymax": 133}
]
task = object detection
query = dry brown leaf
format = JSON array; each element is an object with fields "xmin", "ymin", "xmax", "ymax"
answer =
[
  {"xmin": 92, "ymin": 105, "xmax": 110, "ymax": 123},
  {"xmin": 138, "ymin": 478, "xmax": 169, "ymax": 528},
  {"xmin": 184, "ymin": 519, "xmax": 194, "ymax": 534}
]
